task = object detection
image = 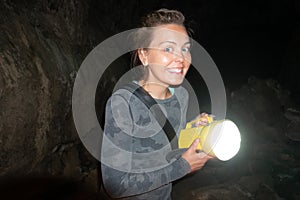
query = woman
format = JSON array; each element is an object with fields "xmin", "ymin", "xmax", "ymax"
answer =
[{"xmin": 101, "ymin": 8, "xmax": 212, "ymax": 199}]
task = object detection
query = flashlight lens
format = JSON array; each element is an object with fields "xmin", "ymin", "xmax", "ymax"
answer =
[{"xmin": 210, "ymin": 120, "xmax": 241, "ymax": 161}]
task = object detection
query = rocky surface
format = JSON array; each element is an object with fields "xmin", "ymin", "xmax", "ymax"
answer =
[
  {"xmin": 0, "ymin": 0, "xmax": 92, "ymax": 177},
  {"xmin": 0, "ymin": 0, "xmax": 160, "ymax": 198},
  {"xmin": 173, "ymin": 77, "xmax": 300, "ymax": 200}
]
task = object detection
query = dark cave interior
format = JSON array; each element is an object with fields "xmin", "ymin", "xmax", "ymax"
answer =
[{"xmin": 0, "ymin": 0, "xmax": 299, "ymax": 199}]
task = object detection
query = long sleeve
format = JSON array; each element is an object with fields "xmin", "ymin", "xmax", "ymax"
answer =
[{"xmin": 101, "ymin": 87, "xmax": 190, "ymax": 199}]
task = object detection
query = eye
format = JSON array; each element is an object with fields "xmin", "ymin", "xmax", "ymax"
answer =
[
  {"xmin": 182, "ymin": 47, "xmax": 190, "ymax": 53},
  {"xmin": 164, "ymin": 47, "xmax": 174, "ymax": 53}
]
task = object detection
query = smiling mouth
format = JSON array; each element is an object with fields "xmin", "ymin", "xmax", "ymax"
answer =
[{"xmin": 167, "ymin": 68, "xmax": 183, "ymax": 74}]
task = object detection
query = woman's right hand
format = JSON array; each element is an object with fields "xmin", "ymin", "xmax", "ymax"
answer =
[{"xmin": 181, "ymin": 138, "xmax": 213, "ymax": 173}]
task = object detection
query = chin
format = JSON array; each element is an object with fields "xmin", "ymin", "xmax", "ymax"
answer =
[{"xmin": 168, "ymin": 79, "xmax": 184, "ymax": 87}]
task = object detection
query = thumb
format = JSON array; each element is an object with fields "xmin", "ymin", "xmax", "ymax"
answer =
[{"xmin": 188, "ymin": 138, "xmax": 200, "ymax": 152}]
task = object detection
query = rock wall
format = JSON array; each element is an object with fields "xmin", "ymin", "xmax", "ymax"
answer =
[
  {"xmin": 0, "ymin": 0, "xmax": 91, "ymax": 176},
  {"xmin": 0, "ymin": 0, "xmax": 160, "ymax": 183},
  {"xmin": 173, "ymin": 77, "xmax": 300, "ymax": 200}
]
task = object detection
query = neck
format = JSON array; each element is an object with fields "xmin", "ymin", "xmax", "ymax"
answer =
[{"xmin": 138, "ymin": 81, "xmax": 171, "ymax": 100}]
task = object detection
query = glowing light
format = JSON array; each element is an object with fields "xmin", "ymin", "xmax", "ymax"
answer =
[{"xmin": 206, "ymin": 120, "xmax": 241, "ymax": 161}]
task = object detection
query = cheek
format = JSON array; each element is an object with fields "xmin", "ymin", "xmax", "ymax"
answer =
[
  {"xmin": 149, "ymin": 53, "xmax": 172, "ymax": 66},
  {"xmin": 184, "ymin": 65, "xmax": 190, "ymax": 74},
  {"xmin": 161, "ymin": 56, "xmax": 171, "ymax": 64},
  {"xmin": 184, "ymin": 54, "xmax": 192, "ymax": 64}
]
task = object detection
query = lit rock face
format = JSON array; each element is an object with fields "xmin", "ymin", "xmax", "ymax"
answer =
[{"xmin": 0, "ymin": 1, "xmax": 90, "ymax": 176}]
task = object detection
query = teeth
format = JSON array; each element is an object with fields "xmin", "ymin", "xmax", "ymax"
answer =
[{"xmin": 168, "ymin": 69, "xmax": 182, "ymax": 73}]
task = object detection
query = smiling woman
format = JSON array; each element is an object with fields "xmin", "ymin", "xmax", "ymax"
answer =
[
  {"xmin": 100, "ymin": 9, "xmax": 213, "ymax": 200},
  {"xmin": 137, "ymin": 24, "xmax": 192, "ymax": 98}
]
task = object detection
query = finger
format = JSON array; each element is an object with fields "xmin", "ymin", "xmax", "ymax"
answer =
[
  {"xmin": 195, "ymin": 121, "xmax": 204, "ymax": 126},
  {"xmin": 194, "ymin": 113, "xmax": 207, "ymax": 120},
  {"xmin": 198, "ymin": 152, "xmax": 212, "ymax": 159},
  {"xmin": 200, "ymin": 118, "xmax": 208, "ymax": 123},
  {"xmin": 195, "ymin": 122, "xmax": 206, "ymax": 127},
  {"xmin": 195, "ymin": 119, "xmax": 209, "ymax": 126},
  {"xmin": 200, "ymin": 113, "xmax": 208, "ymax": 117},
  {"xmin": 188, "ymin": 138, "xmax": 199, "ymax": 153}
]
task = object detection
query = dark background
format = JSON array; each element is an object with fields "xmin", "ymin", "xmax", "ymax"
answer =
[{"xmin": 91, "ymin": 0, "xmax": 300, "ymax": 90}]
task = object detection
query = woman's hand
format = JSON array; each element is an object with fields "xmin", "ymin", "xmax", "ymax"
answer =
[
  {"xmin": 181, "ymin": 138, "xmax": 213, "ymax": 173},
  {"xmin": 193, "ymin": 113, "xmax": 213, "ymax": 127}
]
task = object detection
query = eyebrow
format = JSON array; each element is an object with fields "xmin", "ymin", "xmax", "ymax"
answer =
[{"xmin": 158, "ymin": 41, "xmax": 191, "ymax": 46}]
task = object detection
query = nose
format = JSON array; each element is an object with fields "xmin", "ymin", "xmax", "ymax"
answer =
[
  {"xmin": 175, "ymin": 52, "xmax": 191, "ymax": 64},
  {"xmin": 173, "ymin": 50, "xmax": 184, "ymax": 62}
]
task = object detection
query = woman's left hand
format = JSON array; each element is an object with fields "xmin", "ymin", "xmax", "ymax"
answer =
[{"xmin": 193, "ymin": 113, "xmax": 211, "ymax": 127}]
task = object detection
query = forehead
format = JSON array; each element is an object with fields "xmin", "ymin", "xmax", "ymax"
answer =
[{"xmin": 149, "ymin": 24, "xmax": 190, "ymax": 46}]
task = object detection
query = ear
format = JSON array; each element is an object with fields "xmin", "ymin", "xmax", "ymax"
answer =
[{"xmin": 138, "ymin": 49, "xmax": 149, "ymax": 66}]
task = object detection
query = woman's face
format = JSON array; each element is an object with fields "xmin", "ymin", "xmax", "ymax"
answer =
[{"xmin": 139, "ymin": 24, "xmax": 191, "ymax": 86}]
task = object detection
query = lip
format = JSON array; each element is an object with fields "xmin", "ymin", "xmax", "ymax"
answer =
[{"xmin": 166, "ymin": 68, "xmax": 183, "ymax": 74}]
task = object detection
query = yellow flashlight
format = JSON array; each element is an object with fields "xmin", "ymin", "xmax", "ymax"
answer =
[{"xmin": 178, "ymin": 117, "xmax": 241, "ymax": 161}]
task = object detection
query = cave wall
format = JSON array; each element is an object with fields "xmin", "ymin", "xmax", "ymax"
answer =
[
  {"xmin": 0, "ymin": 0, "xmax": 91, "ymax": 176},
  {"xmin": 0, "ymin": 0, "xmax": 163, "ymax": 179}
]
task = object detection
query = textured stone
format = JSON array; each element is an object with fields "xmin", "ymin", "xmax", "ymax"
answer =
[{"xmin": 0, "ymin": 0, "xmax": 89, "ymax": 176}]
